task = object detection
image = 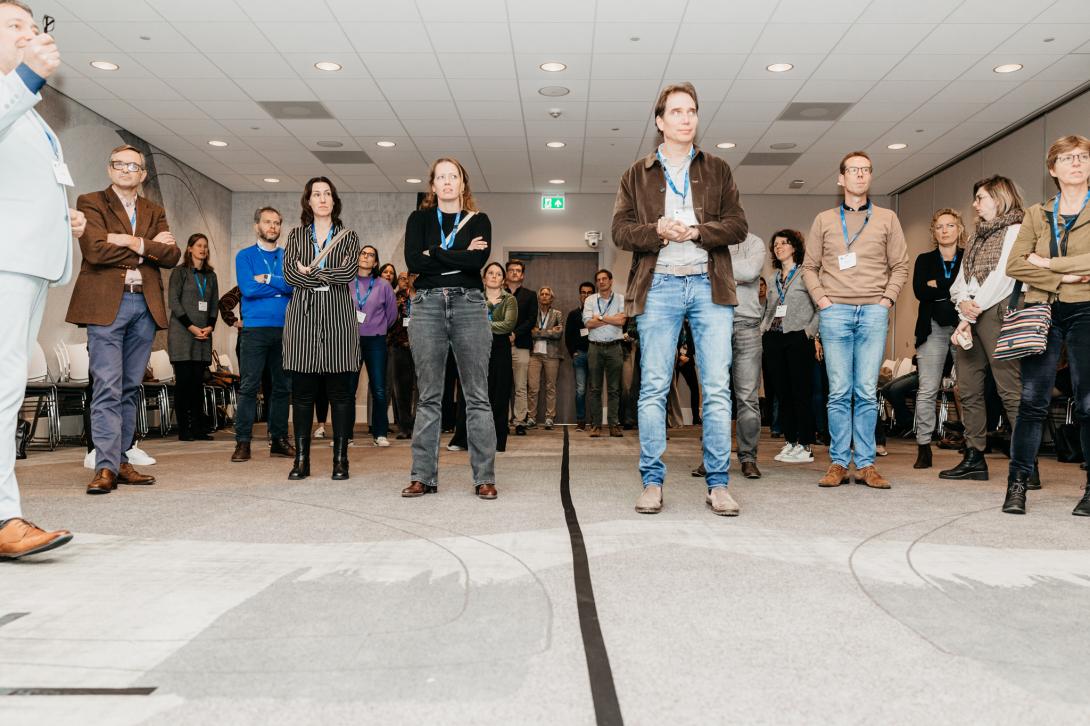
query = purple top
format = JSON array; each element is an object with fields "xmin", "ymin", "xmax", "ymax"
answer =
[{"xmin": 354, "ymin": 275, "xmax": 398, "ymax": 337}]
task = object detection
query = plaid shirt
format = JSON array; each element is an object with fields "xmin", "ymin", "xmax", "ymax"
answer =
[{"xmin": 387, "ymin": 290, "xmax": 411, "ymax": 348}]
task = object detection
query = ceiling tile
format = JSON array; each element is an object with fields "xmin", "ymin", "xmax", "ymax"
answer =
[
  {"xmin": 834, "ymin": 24, "xmax": 935, "ymax": 54},
  {"xmin": 256, "ymin": 22, "xmax": 354, "ymax": 53},
  {"xmin": 95, "ymin": 77, "xmax": 185, "ymax": 101},
  {"xmin": 93, "ymin": 22, "xmax": 197, "ymax": 52},
  {"xmin": 283, "ymin": 53, "xmax": 372, "ymax": 79},
  {"xmin": 726, "ymin": 80, "xmax": 805, "ymax": 103},
  {"xmin": 754, "ymin": 23, "xmax": 851, "ymax": 55},
  {"xmin": 770, "ymin": 0, "xmax": 866, "ymax": 23},
  {"xmin": 588, "ymin": 79, "xmax": 664, "ymax": 102},
  {"xmin": 415, "ymin": 0, "xmax": 506, "ymax": 22},
  {"xmin": 458, "ymin": 101, "xmax": 526, "ymax": 120},
  {"xmin": 58, "ymin": 0, "xmax": 164, "ymax": 21},
  {"xmin": 325, "ymin": 101, "xmax": 398, "ymax": 119},
  {"xmin": 128, "ymin": 53, "xmax": 226, "ymax": 79},
  {"xmin": 233, "ymin": 0, "xmax": 334, "ymax": 21},
  {"xmin": 886, "ymin": 55, "xmax": 979, "ymax": 81},
  {"xmin": 306, "ymin": 78, "xmax": 385, "ymax": 102},
  {"xmin": 361, "ymin": 53, "xmax": 443, "ymax": 80},
  {"xmin": 205, "ymin": 53, "xmax": 296, "ymax": 79},
  {"xmin": 427, "ymin": 23, "xmax": 512, "ymax": 53},
  {"xmin": 173, "ymin": 22, "xmax": 275, "ymax": 53},
  {"xmin": 437, "ymin": 53, "xmax": 517, "ymax": 79},
  {"xmin": 857, "ymin": 0, "xmax": 964, "ymax": 24},
  {"xmin": 145, "ymin": 0, "xmax": 249, "ymax": 22},
  {"xmin": 794, "ymin": 79, "xmax": 874, "ymax": 103},
  {"xmin": 931, "ymin": 80, "xmax": 1021, "ymax": 104},
  {"xmin": 996, "ymin": 24, "xmax": 1090, "ymax": 54},
  {"xmin": 916, "ymin": 24, "xmax": 1021, "ymax": 54},
  {"xmin": 1031, "ymin": 54, "xmax": 1090, "ymax": 81},
  {"xmin": 591, "ymin": 54, "xmax": 670, "ymax": 80},
  {"xmin": 377, "ymin": 78, "xmax": 454, "ymax": 102},
  {"xmin": 864, "ymin": 80, "xmax": 947, "ymax": 104},
  {"xmin": 322, "ymin": 0, "xmax": 419, "ymax": 21},
  {"xmin": 507, "ymin": 0, "xmax": 595, "ymax": 22},
  {"xmin": 463, "ymin": 119, "xmax": 528, "ymax": 137},
  {"xmin": 279, "ymin": 119, "xmax": 350, "ymax": 136},
  {"xmin": 675, "ymin": 23, "xmax": 764, "ymax": 54},
  {"xmin": 681, "ymin": 0, "xmax": 774, "ymax": 23},
  {"xmin": 340, "ymin": 119, "xmax": 410, "ymax": 136},
  {"xmin": 159, "ymin": 118, "xmax": 230, "ymax": 136},
  {"xmin": 217, "ymin": 118, "xmax": 289, "ymax": 135},
  {"xmin": 389, "ymin": 100, "xmax": 460, "ymax": 119},
  {"xmin": 960, "ymin": 53, "xmax": 1066, "ymax": 81},
  {"xmin": 1036, "ymin": 0, "xmax": 1090, "ymax": 23},
  {"xmin": 165, "ymin": 78, "xmax": 248, "ymax": 101},
  {"xmin": 233, "ymin": 78, "xmax": 316, "ymax": 100},
  {"xmin": 342, "ymin": 23, "xmax": 433, "ymax": 53},
  {"xmin": 400, "ymin": 119, "xmax": 467, "ymax": 137},
  {"xmin": 946, "ymin": 0, "xmax": 1056, "ymax": 24},
  {"xmin": 48, "ymin": 75, "xmax": 116, "ymax": 100},
  {"xmin": 736, "ymin": 54, "xmax": 826, "ymax": 81},
  {"xmin": 593, "ymin": 24, "xmax": 678, "ymax": 54},
  {"xmin": 62, "ymin": 52, "xmax": 152, "ymax": 78},
  {"xmin": 446, "ymin": 78, "xmax": 519, "ymax": 102},
  {"xmin": 663, "ymin": 54, "xmax": 747, "ymax": 81},
  {"xmin": 510, "ymin": 23, "xmax": 594, "ymax": 55}
]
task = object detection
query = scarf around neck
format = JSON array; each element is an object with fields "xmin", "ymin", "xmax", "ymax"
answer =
[{"xmin": 962, "ymin": 209, "xmax": 1024, "ymax": 285}]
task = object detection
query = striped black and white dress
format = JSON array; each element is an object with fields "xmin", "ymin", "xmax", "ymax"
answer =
[{"xmin": 282, "ymin": 224, "xmax": 361, "ymax": 373}]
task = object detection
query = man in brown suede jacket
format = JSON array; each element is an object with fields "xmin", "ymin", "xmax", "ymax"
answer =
[
  {"xmin": 67, "ymin": 144, "xmax": 180, "ymax": 495},
  {"xmin": 612, "ymin": 81, "xmax": 749, "ymax": 517}
]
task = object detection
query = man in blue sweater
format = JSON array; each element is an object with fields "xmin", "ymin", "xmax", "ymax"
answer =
[{"xmin": 231, "ymin": 207, "xmax": 295, "ymax": 462}]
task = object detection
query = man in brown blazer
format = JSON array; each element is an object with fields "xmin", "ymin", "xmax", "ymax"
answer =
[{"xmin": 66, "ymin": 144, "xmax": 180, "ymax": 495}]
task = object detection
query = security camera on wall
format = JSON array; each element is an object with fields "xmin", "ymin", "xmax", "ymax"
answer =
[{"xmin": 585, "ymin": 231, "xmax": 601, "ymax": 249}]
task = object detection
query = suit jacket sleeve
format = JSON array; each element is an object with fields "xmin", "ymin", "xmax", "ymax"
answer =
[
  {"xmin": 611, "ymin": 168, "xmax": 664, "ymax": 253},
  {"xmin": 77, "ymin": 193, "xmax": 142, "ymax": 267}
]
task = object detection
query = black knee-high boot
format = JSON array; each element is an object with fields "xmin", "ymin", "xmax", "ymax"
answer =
[
  {"xmin": 289, "ymin": 400, "xmax": 313, "ymax": 480},
  {"xmin": 332, "ymin": 437, "xmax": 349, "ymax": 480}
]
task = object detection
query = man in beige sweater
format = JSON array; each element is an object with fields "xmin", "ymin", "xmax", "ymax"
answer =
[{"xmin": 802, "ymin": 151, "xmax": 908, "ymax": 489}]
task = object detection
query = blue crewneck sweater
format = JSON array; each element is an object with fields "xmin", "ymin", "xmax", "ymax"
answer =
[{"xmin": 235, "ymin": 243, "xmax": 292, "ymax": 327}]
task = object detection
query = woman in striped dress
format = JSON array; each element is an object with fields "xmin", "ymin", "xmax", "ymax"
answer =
[{"xmin": 282, "ymin": 177, "xmax": 361, "ymax": 481}]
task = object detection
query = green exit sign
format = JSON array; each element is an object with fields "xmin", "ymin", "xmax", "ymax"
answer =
[{"xmin": 541, "ymin": 195, "xmax": 565, "ymax": 210}]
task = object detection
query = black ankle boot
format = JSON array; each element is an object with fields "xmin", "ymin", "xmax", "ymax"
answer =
[
  {"xmin": 1027, "ymin": 459, "xmax": 1042, "ymax": 490},
  {"xmin": 913, "ymin": 443, "xmax": 932, "ymax": 469},
  {"xmin": 939, "ymin": 447, "xmax": 988, "ymax": 480},
  {"xmin": 332, "ymin": 437, "xmax": 349, "ymax": 480},
  {"xmin": 288, "ymin": 434, "xmax": 310, "ymax": 480},
  {"xmin": 1074, "ymin": 480, "xmax": 1090, "ymax": 517},
  {"xmin": 1002, "ymin": 471, "xmax": 1029, "ymax": 514},
  {"xmin": 15, "ymin": 419, "xmax": 29, "ymax": 460}
]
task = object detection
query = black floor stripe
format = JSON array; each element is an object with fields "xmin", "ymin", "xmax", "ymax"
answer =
[
  {"xmin": 0, "ymin": 687, "xmax": 156, "ymax": 696},
  {"xmin": 0, "ymin": 612, "xmax": 28, "ymax": 629},
  {"xmin": 560, "ymin": 427, "xmax": 624, "ymax": 726}
]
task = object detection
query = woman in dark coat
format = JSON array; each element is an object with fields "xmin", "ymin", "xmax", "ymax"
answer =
[{"xmin": 168, "ymin": 233, "xmax": 218, "ymax": 440}]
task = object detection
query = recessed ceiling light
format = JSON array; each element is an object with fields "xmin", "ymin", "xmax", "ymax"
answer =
[
  {"xmin": 538, "ymin": 86, "xmax": 570, "ymax": 97},
  {"xmin": 716, "ymin": 142, "xmax": 736, "ymax": 149},
  {"xmin": 376, "ymin": 141, "xmax": 396, "ymax": 148},
  {"xmin": 316, "ymin": 140, "xmax": 343, "ymax": 148},
  {"xmin": 993, "ymin": 63, "xmax": 1023, "ymax": 74},
  {"xmin": 314, "ymin": 61, "xmax": 342, "ymax": 72},
  {"xmin": 89, "ymin": 60, "xmax": 119, "ymax": 71},
  {"xmin": 405, "ymin": 178, "xmax": 422, "ymax": 184},
  {"xmin": 546, "ymin": 141, "xmax": 566, "ymax": 148},
  {"xmin": 208, "ymin": 140, "xmax": 228, "ymax": 147},
  {"xmin": 263, "ymin": 178, "xmax": 280, "ymax": 183},
  {"xmin": 766, "ymin": 63, "xmax": 794, "ymax": 73},
  {"xmin": 539, "ymin": 62, "xmax": 566, "ymax": 72},
  {"xmin": 548, "ymin": 179, "xmax": 565, "ymax": 184},
  {"xmin": 887, "ymin": 142, "xmax": 908, "ymax": 150}
]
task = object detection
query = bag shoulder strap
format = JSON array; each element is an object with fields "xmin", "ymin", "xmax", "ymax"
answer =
[
  {"xmin": 310, "ymin": 228, "xmax": 353, "ymax": 269},
  {"xmin": 454, "ymin": 211, "xmax": 476, "ymax": 235}
]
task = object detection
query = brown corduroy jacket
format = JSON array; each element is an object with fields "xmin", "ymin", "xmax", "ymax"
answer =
[
  {"xmin": 66, "ymin": 187, "xmax": 180, "ymax": 328},
  {"xmin": 611, "ymin": 147, "xmax": 749, "ymax": 316}
]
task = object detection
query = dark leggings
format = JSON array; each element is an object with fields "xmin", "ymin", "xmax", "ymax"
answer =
[
  {"xmin": 292, "ymin": 372, "xmax": 354, "ymax": 440},
  {"xmin": 762, "ymin": 330, "xmax": 815, "ymax": 445},
  {"xmin": 173, "ymin": 360, "xmax": 208, "ymax": 436}
]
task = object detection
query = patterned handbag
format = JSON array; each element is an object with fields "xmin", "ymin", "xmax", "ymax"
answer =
[{"xmin": 994, "ymin": 285, "xmax": 1051, "ymax": 360}]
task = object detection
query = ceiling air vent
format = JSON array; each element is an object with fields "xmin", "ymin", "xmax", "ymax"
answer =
[
  {"xmin": 741, "ymin": 152, "xmax": 801, "ymax": 166},
  {"xmin": 258, "ymin": 101, "xmax": 334, "ymax": 120},
  {"xmin": 777, "ymin": 102, "xmax": 854, "ymax": 122},
  {"xmin": 311, "ymin": 151, "xmax": 374, "ymax": 164}
]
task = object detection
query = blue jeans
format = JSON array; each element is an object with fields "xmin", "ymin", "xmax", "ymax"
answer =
[
  {"xmin": 354, "ymin": 334, "xmax": 389, "ymax": 438},
  {"xmin": 819, "ymin": 303, "xmax": 889, "ymax": 468},
  {"xmin": 87, "ymin": 292, "xmax": 156, "ymax": 474},
  {"xmin": 637, "ymin": 273, "xmax": 734, "ymax": 488},
  {"xmin": 235, "ymin": 326, "xmax": 291, "ymax": 442},
  {"xmin": 572, "ymin": 349, "xmax": 588, "ymax": 422},
  {"xmin": 408, "ymin": 288, "xmax": 496, "ymax": 486}
]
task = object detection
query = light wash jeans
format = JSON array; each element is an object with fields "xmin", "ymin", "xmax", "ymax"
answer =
[
  {"xmin": 408, "ymin": 287, "xmax": 496, "ymax": 487},
  {"xmin": 637, "ymin": 273, "xmax": 734, "ymax": 488},
  {"xmin": 914, "ymin": 320, "xmax": 953, "ymax": 445},
  {"xmin": 819, "ymin": 303, "xmax": 889, "ymax": 469}
]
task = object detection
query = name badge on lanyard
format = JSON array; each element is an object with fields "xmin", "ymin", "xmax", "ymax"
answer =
[
  {"xmin": 194, "ymin": 272, "xmax": 209, "ymax": 311},
  {"xmin": 36, "ymin": 117, "xmax": 72, "ymax": 186},
  {"xmin": 838, "ymin": 202, "xmax": 871, "ymax": 270}
]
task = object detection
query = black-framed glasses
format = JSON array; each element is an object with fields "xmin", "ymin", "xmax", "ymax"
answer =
[
  {"xmin": 42, "ymin": 15, "xmax": 55, "ymax": 34},
  {"xmin": 110, "ymin": 160, "xmax": 145, "ymax": 172},
  {"xmin": 844, "ymin": 166, "xmax": 872, "ymax": 175}
]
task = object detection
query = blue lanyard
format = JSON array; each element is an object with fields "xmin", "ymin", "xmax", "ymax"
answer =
[
  {"xmin": 839, "ymin": 200, "xmax": 872, "ymax": 249},
  {"xmin": 487, "ymin": 302, "xmax": 494, "ymax": 323},
  {"xmin": 193, "ymin": 271, "xmax": 207, "ymax": 300},
  {"xmin": 437, "ymin": 208, "xmax": 462, "ymax": 250},
  {"xmin": 311, "ymin": 224, "xmax": 333, "ymax": 269},
  {"xmin": 539, "ymin": 309, "xmax": 551, "ymax": 329},
  {"xmin": 128, "ymin": 206, "xmax": 137, "ymax": 234},
  {"xmin": 355, "ymin": 276, "xmax": 375, "ymax": 311},
  {"xmin": 657, "ymin": 147, "xmax": 694, "ymax": 202},
  {"xmin": 34, "ymin": 115, "xmax": 60, "ymax": 160},
  {"xmin": 261, "ymin": 248, "xmax": 281, "ymax": 278},
  {"xmin": 776, "ymin": 266, "xmax": 799, "ymax": 304},
  {"xmin": 1052, "ymin": 191, "xmax": 1090, "ymax": 254},
  {"xmin": 597, "ymin": 294, "xmax": 613, "ymax": 316},
  {"xmin": 941, "ymin": 254, "xmax": 958, "ymax": 280}
]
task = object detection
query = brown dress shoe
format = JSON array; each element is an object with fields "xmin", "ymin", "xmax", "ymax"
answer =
[
  {"xmin": 87, "ymin": 468, "xmax": 117, "ymax": 495},
  {"xmin": 401, "ymin": 481, "xmax": 437, "ymax": 498},
  {"xmin": 0, "ymin": 518, "xmax": 73, "ymax": 559},
  {"xmin": 231, "ymin": 441, "xmax": 251, "ymax": 462},
  {"xmin": 818, "ymin": 463, "xmax": 850, "ymax": 487},
  {"xmin": 857, "ymin": 465, "xmax": 891, "ymax": 489},
  {"xmin": 741, "ymin": 461, "xmax": 761, "ymax": 479},
  {"xmin": 609, "ymin": 425, "xmax": 623, "ymax": 437},
  {"xmin": 118, "ymin": 463, "xmax": 155, "ymax": 486},
  {"xmin": 576, "ymin": 422, "xmax": 586, "ymax": 431},
  {"xmin": 269, "ymin": 437, "xmax": 296, "ymax": 458},
  {"xmin": 475, "ymin": 483, "xmax": 498, "ymax": 500},
  {"xmin": 589, "ymin": 426, "xmax": 602, "ymax": 438}
]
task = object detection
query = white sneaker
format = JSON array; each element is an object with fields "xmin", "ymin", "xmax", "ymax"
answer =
[
  {"xmin": 313, "ymin": 425, "xmax": 326, "ymax": 439},
  {"xmin": 126, "ymin": 445, "xmax": 156, "ymax": 465},
  {"xmin": 773, "ymin": 442, "xmax": 795, "ymax": 462},
  {"xmin": 347, "ymin": 439, "xmax": 355, "ymax": 447},
  {"xmin": 374, "ymin": 436, "xmax": 390, "ymax": 447},
  {"xmin": 446, "ymin": 443, "xmax": 465, "ymax": 451},
  {"xmin": 83, "ymin": 449, "xmax": 96, "ymax": 469},
  {"xmin": 784, "ymin": 445, "xmax": 814, "ymax": 463}
]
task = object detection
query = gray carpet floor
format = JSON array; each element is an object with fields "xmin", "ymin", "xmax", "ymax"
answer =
[{"xmin": 3, "ymin": 427, "xmax": 1088, "ymax": 725}]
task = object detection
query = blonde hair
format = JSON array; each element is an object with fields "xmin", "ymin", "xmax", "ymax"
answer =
[
  {"xmin": 973, "ymin": 175, "xmax": 1023, "ymax": 219},
  {"xmin": 930, "ymin": 208, "xmax": 967, "ymax": 248},
  {"xmin": 420, "ymin": 157, "xmax": 478, "ymax": 212}
]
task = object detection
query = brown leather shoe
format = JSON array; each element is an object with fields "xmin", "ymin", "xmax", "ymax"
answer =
[
  {"xmin": 86, "ymin": 468, "xmax": 117, "ymax": 495},
  {"xmin": 857, "ymin": 465, "xmax": 891, "ymax": 489},
  {"xmin": 269, "ymin": 437, "xmax": 295, "ymax": 458},
  {"xmin": 475, "ymin": 483, "xmax": 498, "ymax": 500},
  {"xmin": 401, "ymin": 481, "xmax": 437, "ymax": 498},
  {"xmin": 231, "ymin": 441, "xmax": 251, "ymax": 462},
  {"xmin": 117, "ymin": 463, "xmax": 155, "ymax": 486},
  {"xmin": 0, "ymin": 518, "xmax": 73, "ymax": 559},
  {"xmin": 818, "ymin": 463, "xmax": 850, "ymax": 487},
  {"xmin": 576, "ymin": 422, "xmax": 586, "ymax": 431},
  {"xmin": 609, "ymin": 425, "xmax": 623, "ymax": 437},
  {"xmin": 741, "ymin": 461, "xmax": 761, "ymax": 479},
  {"xmin": 589, "ymin": 426, "xmax": 602, "ymax": 438}
]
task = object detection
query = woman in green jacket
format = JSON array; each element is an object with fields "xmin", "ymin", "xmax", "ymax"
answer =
[{"xmin": 449, "ymin": 262, "xmax": 518, "ymax": 452}]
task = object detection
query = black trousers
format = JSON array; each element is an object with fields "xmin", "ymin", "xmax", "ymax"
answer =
[
  {"xmin": 292, "ymin": 372, "xmax": 354, "ymax": 440},
  {"xmin": 676, "ymin": 359, "xmax": 700, "ymax": 423},
  {"xmin": 451, "ymin": 334, "xmax": 513, "ymax": 452},
  {"xmin": 390, "ymin": 345, "xmax": 416, "ymax": 433},
  {"xmin": 173, "ymin": 360, "xmax": 209, "ymax": 436},
  {"xmin": 762, "ymin": 330, "xmax": 815, "ymax": 446}
]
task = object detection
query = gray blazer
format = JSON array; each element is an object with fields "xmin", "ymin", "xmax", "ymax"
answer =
[
  {"xmin": 760, "ymin": 267, "xmax": 819, "ymax": 338},
  {"xmin": 167, "ymin": 265, "xmax": 218, "ymax": 363},
  {"xmin": 530, "ymin": 307, "xmax": 565, "ymax": 359}
]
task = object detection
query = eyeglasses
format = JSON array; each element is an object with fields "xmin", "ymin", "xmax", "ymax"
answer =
[
  {"xmin": 360, "ymin": 251, "xmax": 376, "ymax": 258},
  {"xmin": 1056, "ymin": 152, "xmax": 1090, "ymax": 165},
  {"xmin": 110, "ymin": 161, "xmax": 145, "ymax": 172},
  {"xmin": 844, "ymin": 166, "xmax": 872, "ymax": 175}
]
